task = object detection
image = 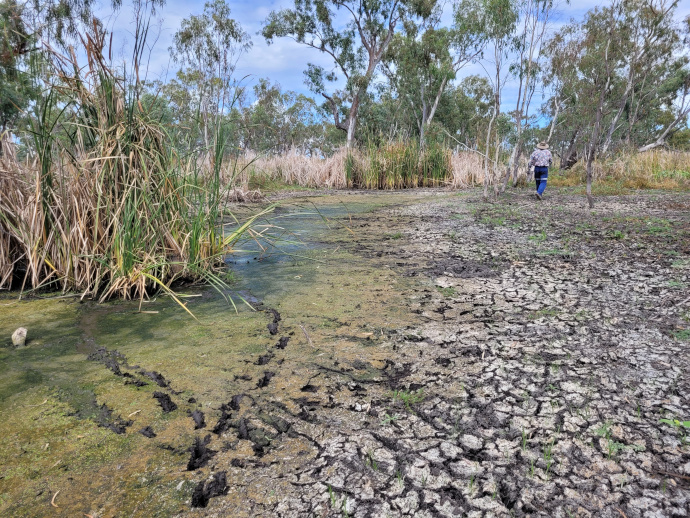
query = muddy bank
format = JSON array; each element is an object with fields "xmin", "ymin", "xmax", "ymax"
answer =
[{"xmin": 0, "ymin": 189, "xmax": 688, "ymax": 517}]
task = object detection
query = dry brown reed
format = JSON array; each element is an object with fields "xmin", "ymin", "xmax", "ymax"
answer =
[
  {"xmin": 233, "ymin": 149, "xmax": 350, "ymax": 189},
  {"xmin": 0, "ymin": 28, "xmax": 263, "ymax": 301},
  {"xmin": 550, "ymin": 149, "xmax": 690, "ymax": 189}
]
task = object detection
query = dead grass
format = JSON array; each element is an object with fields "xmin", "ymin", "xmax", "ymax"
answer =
[{"xmin": 551, "ymin": 150, "xmax": 690, "ymax": 191}]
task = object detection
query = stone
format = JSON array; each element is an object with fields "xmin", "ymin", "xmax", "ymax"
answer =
[{"xmin": 12, "ymin": 327, "xmax": 27, "ymax": 347}]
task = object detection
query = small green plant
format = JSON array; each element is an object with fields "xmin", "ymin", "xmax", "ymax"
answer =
[
  {"xmin": 595, "ymin": 421, "xmax": 627, "ymax": 459},
  {"xmin": 666, "ymin": 280, "xmax": 687, "ymax": 289},
  {"xmin": 543, "ymin": 439, "xmax": 555, "ymax": 479},
  {"xmin": 672, "ymin": 329, "xmax": 690, "ymax": 341},
  {"xmin": 437, "ymin": 286, "xmax": 456, "ymax": 298},
  {"xmin": 659, "ymin": 418, "xmax": 690, "ymax": 444},
  {"xmin": 396, "ymin": 470, "xmax": 404, "ymax": 488},
  {"xmin": 608, "ymin": 229, "xmax": 625, "ymax": 240},
  {"xmin": 366, "ymin": 450, "xmax": 378, "ymax": 471},
  {"xmin": 528, "ymin": 230, "xmax": 547, "ymax": 243},
  {"xmin": 528, "ymin": 458, "xmax": 535, "ymax": 478},
  {"xmin": 529, "ymin": 307, "xmax": 561, "ymax": 320},
  {"xmin": 521, "ymin": 428, "xmax": 528, "ymax": 452},
  {"xmin": 380, "ymin": 413, "xmax": 400, "ymax": 425},
  {"xmin": 468, "ymin": 474, "xmax": 475, "ymax": 493},
  {"xmin": 386, "ymin": 232, "xmax": 403, "ymax": 240},
  {"xmin": 390, "ymin": 388, "xmax": 425, "ymax": 410}
]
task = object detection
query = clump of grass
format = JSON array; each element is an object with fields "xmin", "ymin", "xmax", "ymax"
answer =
[
  {"xmin": 550, "ymin": 150, "xmax": 690, "ymax": 191},
  {"xmin": 0, "ymin": 26, "xmax": 269, "ymax": 307},
  {"xmin": 389, "ymin": 388, "xmax": 425, "ymax": 410},
  {"xmin": 437, "ymin": 286, "xmax": 456, "ymax": 298}
]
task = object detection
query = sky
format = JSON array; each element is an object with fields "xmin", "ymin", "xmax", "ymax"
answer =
[{"xmin": 96, "ymin": 0, "xmax": 690, "ymax": 118}]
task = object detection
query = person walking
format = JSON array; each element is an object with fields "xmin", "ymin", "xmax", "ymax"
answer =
[{"xmin": 528, "ymin": 141, "xmax": 552, "ymax": 200}]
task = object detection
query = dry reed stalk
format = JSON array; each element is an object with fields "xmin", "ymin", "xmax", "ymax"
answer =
[{"xmin": 450, "ymin": 152, "xmax": 484, "ymax": 188}]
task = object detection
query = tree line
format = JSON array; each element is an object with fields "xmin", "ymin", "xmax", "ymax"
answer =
[{"xmin": 1, "ymin": 0, "xmax": 689, "ymax": 176}]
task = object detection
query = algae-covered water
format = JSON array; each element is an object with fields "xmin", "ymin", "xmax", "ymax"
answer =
[{"xmin": 0, "ymin": 193, "xmax": 428, "ymax": 517}]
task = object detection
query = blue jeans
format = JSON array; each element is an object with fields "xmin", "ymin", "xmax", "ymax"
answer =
[{"xmin": 534, "ymin": 167, "xmax": 548, "ymax": 195}]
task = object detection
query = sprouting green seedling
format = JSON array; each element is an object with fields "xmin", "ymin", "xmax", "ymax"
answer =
[
  {"xmin": 396, "ymin": 470, "xmax": 404, "ymax": 488},
  {"xmin": 389, "ymin": 389, "xmax": 425, "ymax": 411},
  {"xmin": 528, "ymin": 230, "xmax": 547, "ymax": 243},
  {"xmin": 543, "ymin": 439, "xmax": 555, "ymax": 478},
  {"xmin": 437, "ymin": 286, "xmax": 456, "ymax": 298},
  {"xmin": 380, "ymin": 413, "xmax": 399, "ymax": 425},
  {"xmin": 342, "ymin": 498, "xmax": 351, "ymax": 518},
  {"xmin": 468, "ymin": 474, "xmax": 475, "ymax": 493},
  {"xmin": 328, "ymin": 485, "xmax": 337, "ymax": 507},
  {"xmin": 366, "ymin": 450, "xmax": 378, "ymax": 471},
  {"xmin": 660, "ymin": 418, "xmax": 690, "ymax": 444},
  {"xmin": 672, "ymin": 329, "xmax": 690, "ymax": 341},
  {"xmin": 522, "ymin": 428, "xmax": 528, "ymax": 452},
  {"xmin": 528, "ymin": 458, "xmax": 535, "ymax": 478},
  {"xmin": 421, "ymin": 474, "xmax": 428, "ymax": 487},
  {"xmin": 659, "ymin": 418, "xmax": 690, "ymax": 429}
]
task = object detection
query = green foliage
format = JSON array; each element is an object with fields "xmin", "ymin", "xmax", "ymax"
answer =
[
  {"xmin": 0, "ymin": 0, "xmax": 37, "ymax": 132},
  {"xmin": 389, "ymin": 388, "xmax": 425, "ymax": 410}
]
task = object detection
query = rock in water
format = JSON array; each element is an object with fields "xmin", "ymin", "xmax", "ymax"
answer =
[{"xmin": 12, "ymin": 328, "xmax": 27, "ymax": 347}]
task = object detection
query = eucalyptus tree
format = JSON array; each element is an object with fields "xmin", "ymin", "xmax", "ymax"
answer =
[
  {"xmin": 0, "ymin": 0, "xmax": 36, "ymax": 142},
  {"xmin": 546, "ymin": 2, "xmax": 626, "ymax": 207},
  {"xmin": 262, "ymin": 0, "xmax": 436, "ymax": 148},
  {"xmin": 170, "ymin": 0, "xmax": 251, "ymax": 162},
  {"xmin": 600, "ymin": 0, "xmax": 685, "ymax": 154},
  {"xmin": 462, "ymin": 0, "xmax": 517, "ymax": 199},
  {"xmin": 501, "ymin": 0, "xmax": 556, "ymax": 190},
  {"xmin": 382, "ymin": 0, "xmax": 487, "ymax": 145}
]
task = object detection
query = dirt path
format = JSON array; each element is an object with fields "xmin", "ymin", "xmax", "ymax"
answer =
[{"xmin": 194, "ymin": 190, "xmax": 690, "ymax": 518}]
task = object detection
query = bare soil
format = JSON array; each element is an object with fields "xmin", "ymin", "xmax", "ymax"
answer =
[
  {"xmin": 2, "ymin": 189, "xmax": 689, "ymax": 518},
  {"xmin": 184, "ymin": 190, "xmax": 690, "ymax": 517}
]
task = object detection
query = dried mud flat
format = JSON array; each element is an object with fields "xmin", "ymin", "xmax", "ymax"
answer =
[
  {"xmin": 3, "ymin": 190, "xmax": 689, "ymax": 518},
  {"xmin": 184, "ymin": 190, "xmax": 690, "ymax": 518}
]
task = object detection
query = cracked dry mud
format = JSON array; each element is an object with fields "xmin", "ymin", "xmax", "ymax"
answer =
[
  {"xmin": 2, "ymin": 190, "xmax": 689, "ymax": 518},
  {"xmin": 185, "ymin": 191, "xmax": 690, "ymax": 518}
]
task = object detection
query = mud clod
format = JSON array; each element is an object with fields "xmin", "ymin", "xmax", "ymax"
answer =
[
  {"xmin": 87, "ymin": 347, "xmax": 127, "ymax": 376},
  {"xmin": 275, "ymin": 336, "xmax": 290, "ymax": 349},
  {"xmin": 255, "ymin": 353, "xmax": 273, "ymax": 365},
  {"xmin": 187, "ymin": 435, "xmax": 215, "ymax": 471},
  {"xmin": 190, "ymin": 410, "xmax": 205, "ymax": 430},
  {"xmin": 256, "ymin": 371, "xmax": 275, "ymax": 388},
  {"xmin": 190, "ymin": 471, "xmax": 227, "ymax": 508},
  {"xmin": 140, "ymin": 371, "xmax": 169, "ymax": 388},
  {"xmin": 152, "ymin": 392, "xmax": 177, "ymax": 412},
  {"xmin": 93, "ymin": 403, "xmax": 132, "ymax": 434},
  {"xmin": 267, "ymin": 322, "xmax": 278, "ymax": 335},
  {"xmin": 237, "ymin": 418, "xmax": 249, "ymax": 440},
  {"xmin": 138, "ymin": 426, "xmax": 156, "ymax": 438},
  {"xmin": 229, "ymin": 394, "xmax": 244, "ymax": 411}
]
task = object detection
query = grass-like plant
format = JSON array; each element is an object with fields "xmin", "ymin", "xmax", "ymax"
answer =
[{"xmin": 0, "ymin": 25, "xmax": 271, "ymax": 310}]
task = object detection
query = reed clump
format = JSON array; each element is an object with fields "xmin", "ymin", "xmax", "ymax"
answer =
[
  {"xmin": 242, "ymin": 142, "xmax": 465, "ymax": 190},
  {"xmin": 0, "ymin": 32, "xmax": 261, "ymax": 301},
  {"xmin": 549, "ymin": 149, "xmax": 690, "ymax": 190}
]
